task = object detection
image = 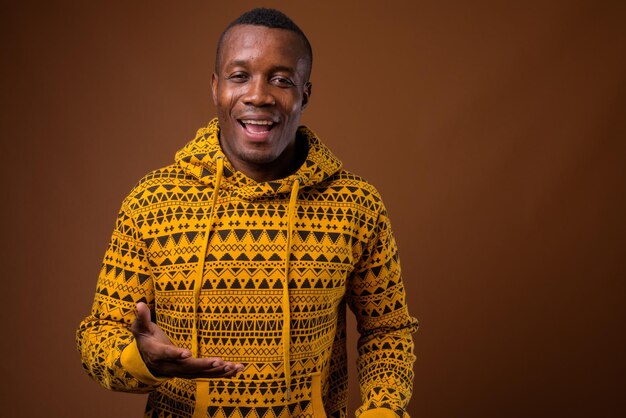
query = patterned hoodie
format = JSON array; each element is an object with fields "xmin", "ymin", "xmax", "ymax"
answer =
[{"xmin": 77, "ymin": 119, "xmax": 418, "ymax": 418}]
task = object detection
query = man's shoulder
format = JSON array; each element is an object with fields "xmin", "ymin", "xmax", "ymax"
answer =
[
  {"xmin": 121, "ymin": 163, "xmax": 190, "ymax": 213},
  {"xmin": 319, "ymin": 169, "xmax": 386, "ymax": 211},
  {"xmin": 328, "ymin": 169, "xmax": 381, "ymax": 192}
]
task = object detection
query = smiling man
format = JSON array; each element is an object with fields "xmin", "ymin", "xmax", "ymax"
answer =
[
  {"xmin": 213, "ymin": 23, "xmax": 311, "ymax": 182},
  {"xmin": 77, "ymin": 8, "xmax": 417, "ymax": 418}
]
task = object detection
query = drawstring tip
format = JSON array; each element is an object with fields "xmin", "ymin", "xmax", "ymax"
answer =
[{"xmin": 285, "ymin": 388, "xmax": 291, "ymax": 401}]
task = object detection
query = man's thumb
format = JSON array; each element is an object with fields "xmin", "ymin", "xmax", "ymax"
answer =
[{"xmin": 133, "ymin": 302, "xmax": 152, "ymax": 332}]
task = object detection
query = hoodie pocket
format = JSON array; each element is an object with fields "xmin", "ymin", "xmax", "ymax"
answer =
[
  {"xmin": 310, "ymin": 373, "xmax": 327, "ymax": 418},
  {"xmin": 192, "ymin": 374, "xmax": 327, "ymax": 418}
]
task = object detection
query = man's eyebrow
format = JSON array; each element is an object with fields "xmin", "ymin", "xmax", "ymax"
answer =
[
  {"xmin": 270, "ymin": 65, "xmax": 296, "ymax": 74},
  {"xmin": 226, "ymin": 59, "xmax": 249, "ymax": 68},
  {"xmin": 224, "ymin": 60, "xmax": 296, "ymax": 74}
]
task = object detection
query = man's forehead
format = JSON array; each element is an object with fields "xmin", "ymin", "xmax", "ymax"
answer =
[{"xmin": 220, "ymin": 25, "xmax": 307, "ymax": 58}]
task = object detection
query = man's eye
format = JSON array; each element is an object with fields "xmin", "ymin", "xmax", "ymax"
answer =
[
  {"xmin": 228, "ymin": 73, "xmax": 248, "ymax": 82},
  {"xmin": 271, "ymin": 77, "xmax": 294, "ymax": 87}
]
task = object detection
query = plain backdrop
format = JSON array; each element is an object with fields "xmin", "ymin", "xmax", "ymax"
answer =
[{"xmin": 1, "ymin": 1, "xmax": 625, "ymax": 417}]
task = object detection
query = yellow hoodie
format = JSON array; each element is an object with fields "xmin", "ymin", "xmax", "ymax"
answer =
[{"xmin": 77, "ymin": 119, "xmax": 418, "ymax": 418}]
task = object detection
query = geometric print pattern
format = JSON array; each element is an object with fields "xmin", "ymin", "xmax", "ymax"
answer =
[{"xmin": 77, "ymin": 119, "xmax": 418, "ymax": 418}]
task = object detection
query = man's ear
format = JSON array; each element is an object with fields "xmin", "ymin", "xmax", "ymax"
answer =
[
  {"xmin": 302, "ymin": 81, "xmax": 312, "ymax": 109},
  {"xmin": 211, "ymin": 73, "xmax": 218, "ymax": 105}
]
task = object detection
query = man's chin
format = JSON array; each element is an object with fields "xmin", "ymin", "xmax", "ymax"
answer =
[{"xmin": 236, "ymin": 149, "xmax": 281, "ymax": 166}]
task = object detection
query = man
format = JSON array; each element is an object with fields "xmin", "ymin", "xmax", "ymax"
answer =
[{"xmin": 77, "ymin": 8, "xmax": 418, "ymax": 418}]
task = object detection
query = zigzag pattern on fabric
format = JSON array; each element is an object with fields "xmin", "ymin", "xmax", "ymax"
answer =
[{"xmin": 77, "ymin": 120, "xmax": 418, "ymax": 418}]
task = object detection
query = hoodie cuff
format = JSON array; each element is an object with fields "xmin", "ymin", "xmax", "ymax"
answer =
[
  {"xmin": 120, "ymin": 340, "xmax": 169, "ymax": 386},
  {"xmin": 358, "ymin": 408, "xmax": 402, "ymax": 418},
  {"xmin": 358, "ymin": 408, "xmax": 406, "ymax": 418}
]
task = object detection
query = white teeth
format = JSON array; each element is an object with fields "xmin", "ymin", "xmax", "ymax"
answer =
[{"xmin": 241, "ymin": 120, "xmax": 273, "ymax": 126}]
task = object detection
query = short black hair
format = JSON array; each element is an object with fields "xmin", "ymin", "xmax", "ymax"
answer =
[{"xmin": 215, "ymin": 8, "xmax": 313, "ymax": 79}]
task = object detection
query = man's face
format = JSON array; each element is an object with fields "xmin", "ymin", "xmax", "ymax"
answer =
[{"xmin": 212, "ymin": 25, "xmax": 311, "ymax": 175}]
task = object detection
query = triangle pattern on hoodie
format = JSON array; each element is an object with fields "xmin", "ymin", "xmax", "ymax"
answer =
[{"xmin": 77, "ymin": 119, "xmax": 418, "ymax": 418}]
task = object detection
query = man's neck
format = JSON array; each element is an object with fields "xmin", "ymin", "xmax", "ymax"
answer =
[{"xmin": 223, "ymin": 139, "xmax": 307, "ymax": 183}]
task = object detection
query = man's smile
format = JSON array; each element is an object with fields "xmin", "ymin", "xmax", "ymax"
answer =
[{"xmin": 236, "ymin": 117, "xmax": 279, "ymax": 141}]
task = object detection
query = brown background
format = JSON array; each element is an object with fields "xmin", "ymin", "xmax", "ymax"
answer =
[{"xmin": 1, "ymin": 0, "xmax": 625, "ymax": 417}]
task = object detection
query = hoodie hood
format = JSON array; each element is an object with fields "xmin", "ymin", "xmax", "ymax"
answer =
[{"xmin": 175, "ymin": 118, "xmax": 342, "ymax": 199}]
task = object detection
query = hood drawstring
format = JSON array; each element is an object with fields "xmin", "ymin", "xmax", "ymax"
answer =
[
  {"xmin": 191, "ymin": 155, "xmax": 224, "ymax": 358},
  {"xmin": 283, "ymin": 177, "xmax": 301, "ymax": 401},
  {"xmin": 189, "ymin": 167, "xmax": 299, "ymax": 402}
]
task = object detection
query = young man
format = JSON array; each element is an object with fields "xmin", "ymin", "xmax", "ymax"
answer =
[{"xmin": 77, "ymin": 8, "xmax": 418, "ymax": 418}]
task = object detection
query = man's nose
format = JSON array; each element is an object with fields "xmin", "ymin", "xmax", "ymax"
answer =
[{"xmin": 242, "ymin": 79, "xmax": 275, "ymax": 107}]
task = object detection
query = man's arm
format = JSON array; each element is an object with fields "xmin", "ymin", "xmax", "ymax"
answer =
[
  {"xmin": 76, "ymin": 202, "xmax": 163, "ymax": 392},
  {"xmin": 347, "ymin": 201, "xmax": 419, "ymax": 418},
  {"xmin": 76, "ymin": 201, "xmax": 242, "ymax": 392}
]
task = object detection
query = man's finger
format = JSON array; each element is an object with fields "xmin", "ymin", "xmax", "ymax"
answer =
[
  {"xmin": 160, "ymin": 344, "xmax": 192, "ymax": 360},
  {"xmin": 175, "ymin": 357, "xmax": 232, "ymax": 374},
  {"xmin": 143, "ymin": 353, "xmax": 245, "ymax": 379},
  {"xmin": 134, "ymin": 302, "xmax": 152, "ymax": 332},
  {"xmin": 197, "ymin": 360, "xmax": 244, "ymax": 377}
]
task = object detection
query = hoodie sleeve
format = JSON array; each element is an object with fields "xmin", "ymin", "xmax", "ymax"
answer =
[
  {"xmin": 76, "ymin": 200, "xmax": 167, "ymax": 392},
  {"xmin": 347, "ymin": 201, "xmax": 419, "ymax": 418}
]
